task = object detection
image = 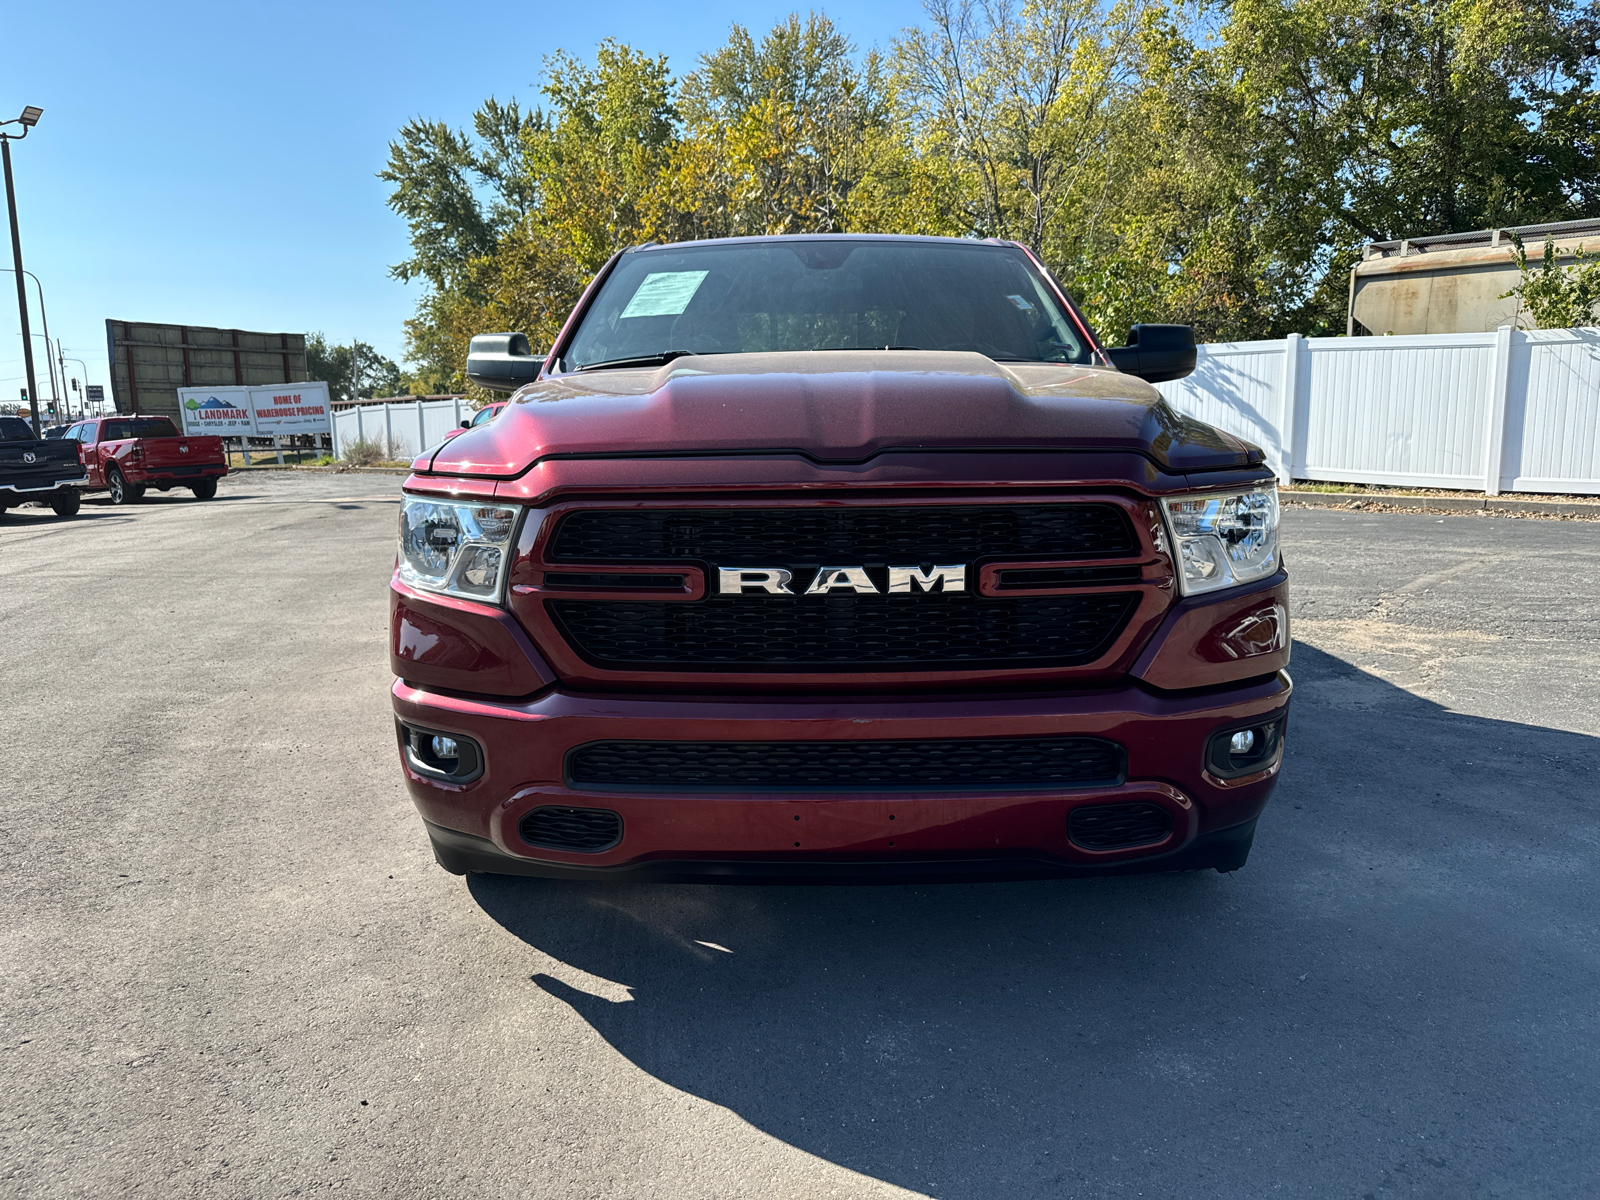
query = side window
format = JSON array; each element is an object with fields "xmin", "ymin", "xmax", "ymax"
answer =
[
  {"xmin": 470, "ymin": 405, "xmax": 497, "ymax": 427},
  {"xmin": 79, "ymin": 423, "xmax": 97, "ymax": 443}
]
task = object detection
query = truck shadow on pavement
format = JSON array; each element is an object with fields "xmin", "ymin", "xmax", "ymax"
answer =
[{"xmin": 469, "ymin": 642, "xmax": 1600, "ymax": 1198}]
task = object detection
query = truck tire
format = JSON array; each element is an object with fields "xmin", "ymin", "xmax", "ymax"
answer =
[
  {"xmin": 106, "ymin": 465, "xmax": 143, "ymax": 504},
  {"xmin": 50, "ymin": 488, "xmax": 81, "ymax": 517},
  {"xmin": 191, "ymin": 478, "xmax": 218, "ymax": 501}
]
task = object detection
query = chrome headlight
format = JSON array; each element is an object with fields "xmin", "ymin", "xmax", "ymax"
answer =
[
  {"xmin": 398, "ymin": 496, "xmax": 521, "ymax": 603},
  {"xmin": 1161, "ymin": 484, "xmax": 1280, "ymax": 596}
]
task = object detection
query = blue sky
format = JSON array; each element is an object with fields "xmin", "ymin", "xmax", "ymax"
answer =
[{"xmin": 1, "ymin": 0, "xmax": 926, "ymax": 400}]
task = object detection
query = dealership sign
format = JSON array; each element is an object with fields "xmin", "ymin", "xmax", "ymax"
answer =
[{"xmin": 177, "ymin": 381, "xmax": 330, "ymax": 436}]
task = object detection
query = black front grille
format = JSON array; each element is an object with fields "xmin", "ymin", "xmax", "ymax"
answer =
[
  {"xmin": 550, "ymin": 504, "xmax": 1136, "ymax": 562},
  {"xmin": 1067, "ymin": 802, "xmax": 1173, "ymax": 850},
  {"xmin": 569, "ymin": 736, "xmax": 1124, "ymax": 791},
  {"xmin": 519, "ymin": 805, "xmax": 623, "ymax": 851},
  {"xmin": 548, "ymin": 592, "xmax": 1140, "ymax": 670}
]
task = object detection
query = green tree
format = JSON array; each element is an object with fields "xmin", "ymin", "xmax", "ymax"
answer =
[
  {"xmin": 1502, "ymin": 233, "xmax": 1600, "ymax": 328},
  {"xmin": 306, "ymin": 334, "xmax": 403, "ymax": 402}
]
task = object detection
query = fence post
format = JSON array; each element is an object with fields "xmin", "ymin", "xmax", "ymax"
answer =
[
  {"xmin": 1484, "ymin": 325, "xmax": 1515, "ymax": 496},
  {"xmin": 355, "ymin": 405, "xmax": 366, "ymax": 456},
  {"xmin": 416, "ymin": 399, "xmax": 425, "ymax": 454},
  {"xmin": 454, "ymin": 396, "xmax": 462, "ymax": 428},
  {"xmin": 1277, "ymin": 334, "xmax": 1302, "ymax": 486},
  {"xmin": 384, "ymin": 403, "xmax": 394, "ymax": 459},
  {"xmin": 330, "ymin": 410, "xmax": 340, "ymax": 460}
]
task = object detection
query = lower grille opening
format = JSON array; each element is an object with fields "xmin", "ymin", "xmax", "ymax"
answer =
[
  {"xmin": 568, "ymin": 736, "xmax": 1125, "ymax": 791},
  {"xmin": 519, "ymin": 805, "xmax": 623, "ymax": 852},
  {"xmin": 1067, "ymin": 802, "xmax": 1173, "ymax": 850}
]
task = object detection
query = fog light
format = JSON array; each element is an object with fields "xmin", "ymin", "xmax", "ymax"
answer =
[
  {"xmin": 396, "ymin": 721, "xmax": 484, "ymax": 783},
  {"xmin": 1205, "ymin": 717, "xmax": 1286, "ymax": 780},
  {"xmin": 430, "ymin": 735, "xmax": 459, "ymax": 760}
]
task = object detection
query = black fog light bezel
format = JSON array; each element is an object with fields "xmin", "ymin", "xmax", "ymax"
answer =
[
  {"xmin": 1205, "ymin": 716, "xmax": 1286, "ymax": 780},
  {"xmin": 396, "ymin": 720, "xmax": 484, "ymax": 784}
]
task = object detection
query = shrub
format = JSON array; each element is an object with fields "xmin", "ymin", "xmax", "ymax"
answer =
[{"xmin": 341, "ymin": 437, "xmax": 403, "ymax": 466}]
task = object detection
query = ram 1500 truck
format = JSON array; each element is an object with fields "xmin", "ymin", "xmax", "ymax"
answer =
[
  {"xmin": 66, "ymin": 416, "xmax": 228, "ymax": 504},
  {"xmin": 0, "ymin": 416, "xmax": 87, "ymax": 517},
  {"xmin": 391, "ymin": 234, "xmax": 1290, "ymax": 882}
]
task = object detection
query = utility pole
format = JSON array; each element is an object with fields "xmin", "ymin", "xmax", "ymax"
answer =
[
  {"xmin": 57, "ymin": 339, "xmax": 69, "ymax": 421},
  {"xmin": 1, "ymin": 108, "xmax": 44, "ymax": 435}
]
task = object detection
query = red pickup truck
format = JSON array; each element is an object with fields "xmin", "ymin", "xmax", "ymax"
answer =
[
  {"xmin": 64, "ymin": 416, "xmax": 228, "ymax": 503},
  {"xmin": 391, "ymin": 235, "xmax": 1289, "ymax": 883}
]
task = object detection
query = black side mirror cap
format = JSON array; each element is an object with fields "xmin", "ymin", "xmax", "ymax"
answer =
[
  {"xmin": 466, "ymin": 332, "xmax": 545, "ymax": 393},
  {"xmin": 1103, "ymin": 324, "xmax": 1197, "ymax": 383}
]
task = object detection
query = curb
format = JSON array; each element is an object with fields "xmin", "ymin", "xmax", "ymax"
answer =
[{"xmin": 1281, "ymin": 489, "xmax": 1600, "ymax": 517}]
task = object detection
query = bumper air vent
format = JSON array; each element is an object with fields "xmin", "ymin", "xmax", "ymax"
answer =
[
  {"xmin": 1067, "ymin": 802, "xmax": 1173, "ymax": 850},
  {"xmin": 568, "ymin": 736, "xmax": 1125, "ymax": 791},
  {"xmin": 519, "ymin": 805, "xmax": 623, "ymax": 852}
]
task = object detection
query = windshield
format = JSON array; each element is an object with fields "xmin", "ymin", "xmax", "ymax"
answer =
[
  {"xmin": 562, "ymin": 238, "xmax": 1089, "ymax": 371},
  {"xmin": 103, "ymin": 418, "xmax": 179, "ymax": 440}
]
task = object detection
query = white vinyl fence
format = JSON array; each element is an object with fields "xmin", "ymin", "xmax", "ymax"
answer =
[
  {"xmin": 1156, "ymin": 327, "xmax": 1600, "ymax": 495},
  {"xmin": 330, "ymin": 397, "xmax": 473, "ymax": 463}
]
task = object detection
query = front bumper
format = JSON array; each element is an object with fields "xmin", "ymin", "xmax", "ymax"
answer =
[{"xmin": 391, "ymin": 671, "xmax": 1291, "ymax": 881}]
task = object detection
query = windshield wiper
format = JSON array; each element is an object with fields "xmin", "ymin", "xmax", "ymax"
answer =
[{"xmin": 575, "ymin": 349, "xmax": 701, "ymax": 373}]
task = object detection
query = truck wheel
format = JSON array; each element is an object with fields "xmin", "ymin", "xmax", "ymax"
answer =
[
  {"xmin": 106, "ymin": 465, "xmax": 143, "ymax": 504},
  {"xmin": 191, "ymin": 478, "xmax": 218, "ymax": 501},
  {"xmin": 50, "ymin": 488, "xmax": 81, "ymax": 517}
]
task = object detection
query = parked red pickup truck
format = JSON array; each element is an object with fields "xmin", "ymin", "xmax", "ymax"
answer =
[
  {"xmin": 64, "ymin": 416, "xmax": 228, "ymax": 503},
  {"xmin": 391, "ymin": 234, "xmax": 1289, "ymax": 883}
]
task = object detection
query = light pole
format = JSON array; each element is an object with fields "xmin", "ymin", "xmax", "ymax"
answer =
[
  {"xmin": 64, "ymin": 355, "xmax": 92, "ymax": 418},
  {"xmin": 2, "ymin": 270, "xmax": 64, "ymax": 423},
  {"xmin": 1, "ymin": 106, "xmax": 43, "ymax": 435}
]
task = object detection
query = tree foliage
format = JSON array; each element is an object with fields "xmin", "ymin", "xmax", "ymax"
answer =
[
  {"xmin": 383, "ymin": 1, "xmax": 1600, "ymax": 381},
  {"xmin": 306, "ymin": 334, "xmax": 402, "ymax": 402},
  {"xmin": 1502, "ymin": 233, "xmax": 1600, "ymax": 327}
]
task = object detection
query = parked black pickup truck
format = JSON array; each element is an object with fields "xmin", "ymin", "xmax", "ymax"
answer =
[{"xmin": 0, "ymin": 416, "xmax": 86, "ymax": 517}]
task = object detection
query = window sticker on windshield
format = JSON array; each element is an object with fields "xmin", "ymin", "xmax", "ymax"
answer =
[
  {"xmin": 1005, "ymin": 294, "xmax": 1036, "ymax": 312},
  {"xmin": 620, "ymin": 271, "xmax": 710, "ymax": 318}
]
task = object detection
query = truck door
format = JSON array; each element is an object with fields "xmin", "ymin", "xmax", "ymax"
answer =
[{"xmin": 78, "ymin": 422, "xmax": 101, "ymax": 486}]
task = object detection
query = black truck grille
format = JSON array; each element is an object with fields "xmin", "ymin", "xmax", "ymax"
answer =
[
  {"xmin": 549, "ymin": 504, "xmax": 1136, "ymax": 562},
  {"xmin": 519, "ymin": 805, "xmax": 623, "ymax": 851},
  {"xmin": 1067, "ymin": 802, "xmax": 1173, "ymax": 850},
  {"xmin": 569, "ymin": 736, "xmax": 1124, "ymax": 790},
  {"xmin": 548, "ymin": 592, "xmax": 1140, "ymax": 670}
]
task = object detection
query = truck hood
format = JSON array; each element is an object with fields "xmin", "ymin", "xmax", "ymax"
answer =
[{"xmin": 424, "ymin": 350, "xmax": 1258, "ymax": 477}]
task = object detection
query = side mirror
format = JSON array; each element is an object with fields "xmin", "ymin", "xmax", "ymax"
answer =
[
  {"xmin": 459, "ymin": 419, "xmax": 472, "ymax": 429},
  {"xmin": 1103, "ymin": 324, "xmax": 1197, "ymax": 384},
  {"xmin": 466, "ymin": 332, "xmax": 545, "ymax": 393}
]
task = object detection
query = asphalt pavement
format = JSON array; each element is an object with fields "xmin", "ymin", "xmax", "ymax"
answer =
[{"xmin": 2, "ymin": 474, "xmax": 1597, "ymax": 1199}]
